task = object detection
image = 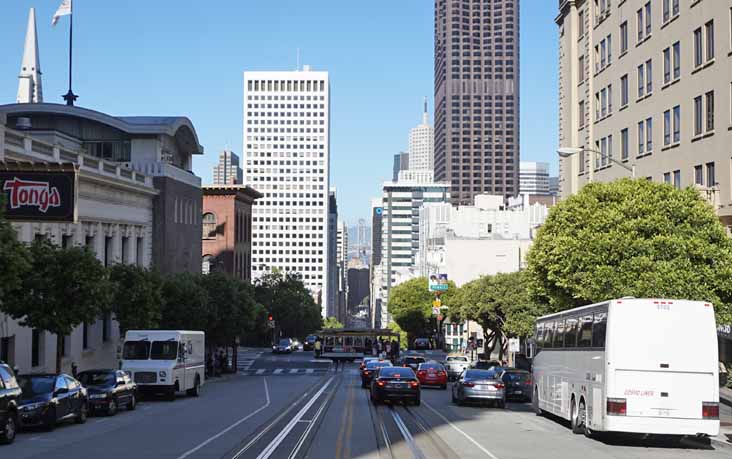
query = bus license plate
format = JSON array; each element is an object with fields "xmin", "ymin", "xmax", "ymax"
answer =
[{"xmin": 656, "ymin": 408, "xmax": 671, "ymax": 417}]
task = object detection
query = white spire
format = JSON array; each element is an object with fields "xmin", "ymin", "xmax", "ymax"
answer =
[
  {"xmin": 422, "ymin": 96, "xmax": 429, "ymax": 125},
  {"xmin": 17, "ymin": 8, "xmax": 43, "ymax": 104}
]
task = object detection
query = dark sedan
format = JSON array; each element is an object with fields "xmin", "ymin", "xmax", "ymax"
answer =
[
  {"xmin": 303, "ymin": 335, "xmax": 318, "ymax": 351},
  {"xmin": 360, "ymin": 360, "xmax": 392, "ymax": 388},
  {"xmin": 401, "ymin": 355, "xmax": 426, "ymax": 372},
  {"xmin": 0, "ymin": 363, "xmax": 21, "ymax": 444},
  {"xmin": 272, "ymin": 338, "xmax": 293, "ymax": 354},
  {"xmin": 501, "ymin": 369, "xmax": 532, "ymax": 402},
  {"xmin": 17, "ymin": 374, "xmax": 87, "ymax": 430},
  {"xmin": 78, "ymin": 370, "xmax": 137, "ymax": 416},
  {"xmin": 370, "ymin": 367, "xmax": 420, "ymax": 405}
]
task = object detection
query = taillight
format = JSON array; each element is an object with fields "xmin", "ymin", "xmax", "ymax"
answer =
[
  {"xmin": 364, "ymin": 370, "xmax": 370, "ymax": 375},
  {"xmin": 417, "ymin": 370, "xmax": 427, "ymax": 376},
  {"xmin": 409, "ymin": 381, "xmax": 419, "ymax": 388},
  {"xmin": 493, "ymin": 383, "xmax": 504, "ymax": 389},
  {"xmin": 702, "ymin": 402, "xmax": 719, "ymax": 419},
  {"xmin": 463, "ymin": 382, "xmax": 475, "ymax": 387},
  {"xmin": 607, "ymin": 398, "xmax": 627, "ymax": 416},
  {"xmin": 376, "ymin": 380, "xmax": 385, "ymax": 387},
  {"xmin": 437, "ymin": 371, "xmax": 445, "ymax": 377},
  {"xmin": 526, "ymin": 378, "xmax": 532, "ymax": 386}
]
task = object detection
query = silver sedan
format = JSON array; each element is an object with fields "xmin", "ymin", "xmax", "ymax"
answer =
[{"xmin": 451, "ymin": 369, "xmax": 506, "ymax": 408}]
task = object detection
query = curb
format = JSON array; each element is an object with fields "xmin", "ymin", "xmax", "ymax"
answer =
[{"xmin": 711, "ymin": 436, "xmax": 732, "ymax": 452}]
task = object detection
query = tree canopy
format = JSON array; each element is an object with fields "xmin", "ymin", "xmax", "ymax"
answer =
[
  {"xmin": 323, "ymin": 316, "xmax": 344, "ymax": 329},
  {"xmin": 160, "ymin": 272, "xmax": 212, "ymax": 333},
  {"xmin": 109, "ymin": 264, "xmax": 162, "ymax": 335},
  {"xmin": 527, "ymin": 179, "xmax": 732, "ymax": 324},
  {"xmin": 388, "ymin": 277, "xmax": 457, "ymax": 341},
  {"xmin": 254, "ymin": 271, "xmax": 322, "ymax": 339},
  {"xmin": 0, "ymin": 196, "xmax": 29, "ymax": 304}
]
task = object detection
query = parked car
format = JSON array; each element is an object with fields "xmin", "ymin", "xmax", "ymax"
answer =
[
  {"xmin": 443, "ymin": 355, "xmax": 470, "ymax": 381},
  {"xmin": 303, "ymin": 335, "xmax": 318, "ymax": 351},
  {"xmin": 0, "ymin": 362, "xmax": 21, "ymax": 444},
  {"xmin": 401, "ymin": 355, "xmax": 426, "ymax": 372},
  {"xmin": 370, "ymin": 366, "xmax": 421, "ymax": 405},
  {"xmin": 416, "ymin": 362, "xmax": 447, "ymax": 389},
  {"xmin": 17, "ymin": 374, "xmax": 88, "ymax": 430},
  {"xmin": 471, "ymin": 360, "xmax": 501, "ymax": 370},
  {"xmin": 361, "ymin": 360, "xmax": 392, "ymax": 388},
  {"xmin": 452, "ymin": 369, "xmax": 506, "ymax": 408},
  {"xmin": 77, "ymin": 370, "xmax": 137, "ymax": 416},
  {"xmin": 273, "ymin": 338, "xmax": 293, "ymax": 354},
  {"xmin": 501, "ymin": 368, "xmax": 532, "ymax": 402},
  {"xmin": 413, "ymin": 338, "xmax": 431, "ymax": 350}
]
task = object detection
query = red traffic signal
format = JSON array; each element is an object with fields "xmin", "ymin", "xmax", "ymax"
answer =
[{"xmin": 268, "ymin": 314, "xmax": 273, "ymax": 321}]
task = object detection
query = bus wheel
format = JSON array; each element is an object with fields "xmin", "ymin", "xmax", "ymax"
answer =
[
  {"xmin": 572, "ymin": 399, "xmax": 586, "ymax": 434},
  {"xmin": 532, "ymin": 387, "xmax": 542, "ymax": 416}
]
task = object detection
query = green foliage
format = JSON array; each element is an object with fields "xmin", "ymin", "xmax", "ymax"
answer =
[
  {"xmin": 323, "ymin": 316, "xmax": 344, "ymax": 329},
  {"xmin": 387, "ymin": 277, "xmax": 457, "ymax": 341},
  {"xmin": 196, "ymin": 273, "xmax": 257, "ymax": 346},
  {"xmin": 254, "ymin": 271, "xmax": 322, "ymax": 339},
  {"xmin": 2, "ymin": 239, "xmax": 111, "ymax": 372},
  {"xmin": 0, "ymin": 195, "xmax": 29, "ymax": 304},
  {"xmin": 160, "ymin": 272, "xmax": 212, "ymax": 332},
  {"xmin": 109, "ymin": 264, "xmax": 162, "ymax": 335},
  {"xmin": 387, "ymin": 321, "xmax": 409, "ymax": 350},
  {"xmin": 527, "ymin": 179, "xmax": 732, "ymax": 324}
]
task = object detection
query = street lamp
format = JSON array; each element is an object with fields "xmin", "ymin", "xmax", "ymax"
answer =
[{"xmin": 557, "ymin": 147, "xmax": 636, "ymax": 178}]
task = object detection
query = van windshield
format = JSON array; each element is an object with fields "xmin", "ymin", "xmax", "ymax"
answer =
[
  {"xmin": 151, "ymin": 341, "xmax": 178, "ymax": 360},
  {"xmin": 123, "ymin": 341, "xmax": 150, "ymax": 360}
]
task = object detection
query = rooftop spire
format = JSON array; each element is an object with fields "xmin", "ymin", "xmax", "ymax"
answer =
[
  {"xmin": 422, "ymin": 96, "xmax": 429, "ymax": 125},
  {"xmin": 17, "ymin": 8, "xmax": 43, "ymax": 104}
]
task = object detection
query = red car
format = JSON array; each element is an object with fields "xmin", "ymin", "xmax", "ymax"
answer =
[{"xmin": 415, "ymin": 362, "xmax": 448, "ymax": 389}]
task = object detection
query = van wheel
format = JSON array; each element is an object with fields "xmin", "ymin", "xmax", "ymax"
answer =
[
  {"xmin": 127, "ymin": 394, "xmax": 137, "ymax": 410},
  {"xmin": 166, "ymin": 386, "xmax": 177, "ymax": 401},
  {"xmin": 572, "ymin": 399, "xmax": 586, "ymax": 434},
  {"xmin": 532, "ymin": 387, "xmax": 542, "ymax": 416},
  {"xmin": 0, "ymin": 412, "xmax": 17, "ymax": 444},
  {"xmin": 187, "ymin": 376, "xmax": 201, "ymax": 397}
]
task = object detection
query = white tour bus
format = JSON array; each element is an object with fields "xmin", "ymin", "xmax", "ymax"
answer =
[
  {"xmin": 122, "ymin": 330, "xmax": 205, "ymax": 399},
  {"xmin": 532, "ymin": 298, "xmax": 719, "ymax": 438}
]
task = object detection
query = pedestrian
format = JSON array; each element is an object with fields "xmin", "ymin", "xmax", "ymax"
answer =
[
  {"xmin": 377, "ymin": 340, "xmax": 383, "ymax": 356},
  {"xmin": 372, "ymin": 341, "xmax": 378, "ymax": 356},
  {"xmin": 385, "ymin": 341, "xmax": 392, "ymax": 358},
  {"xmin": 314, "ymin": 339, "xmax": 322, "ymax": 358},
  {"xmin": 391, "ymin": 339, "xmax": 399, "ymax": 360}
]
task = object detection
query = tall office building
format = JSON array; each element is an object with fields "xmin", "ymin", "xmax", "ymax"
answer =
[
  {"xmin": 392, "ymin": 152, "xmax": 410, "ymax": 181},
  {"xmin": 243, "ymin": 67, "xmax": 331, "ymax": 314},
  {"xmin": 519, "ymin": 161, "xmax": 551, "ymax": 195},
  {"xmin": 557, "ymin": 0, "xmax": 732, "ymax": 233},
  {"xmin": 408, "ymin": 98, "xmax": 434, "ymax": 171},
  {"xmin": 213, "ymin": 150, "xmax": 243, "ymax": 185},
  {"xmin": 434, "ymin": 0, "xmax": 520, "ymax": 206}
]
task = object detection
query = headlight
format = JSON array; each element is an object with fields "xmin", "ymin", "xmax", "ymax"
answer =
[
  {"xmin": 21, "ymin": 402, "xmax": 46, "ymax": 411},
  {"xmin": 89, "ymin": 394, "xmax": 108, "ymax": 400},
  {"xmin": 159, "ymin": 371, "xmax": 167, "ymax": 377}
]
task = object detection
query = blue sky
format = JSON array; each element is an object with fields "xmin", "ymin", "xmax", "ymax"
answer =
[{"xmin": 0, "ymin": 1, "xmax": 558, "ymax": 224}]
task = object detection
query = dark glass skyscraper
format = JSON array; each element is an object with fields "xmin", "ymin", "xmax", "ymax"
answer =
[{"xmin": 434, "ymin": 0, "xmax": 520, "ymax": 206}]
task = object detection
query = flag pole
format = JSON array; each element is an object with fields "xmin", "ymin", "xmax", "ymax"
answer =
[{"xmin": 62, "ymin": 3, "xmax": 77, "ymax": 106}]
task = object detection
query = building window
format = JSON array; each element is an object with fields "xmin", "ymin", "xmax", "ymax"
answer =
[
  {"xmin": 673, "ymin": 105, "xmax": 681, "ymax": 143},
  {"xmin": 706, "ymin": 91, "xmax": 715, "ymax": 132},
  {"xmin": 706, "ymin": 20, "xmax": 715, "ymax": 62},
  {"xmin": 620, "ymin": 74, "xmax": 628, "ymax": 106},
  {"xmin": 620, "ymin": 21, "xmax": 628, "ymax": 53},
  {"xmin": 646, "ymin": 117, "xmax": 653, "ymax": 152},
  {"xmin": 202, "ymin": 213, "xmax": 217, "ymax": 239},
  {"xmin": 621, "ymin": 128, "xmax": 629, "ymax": 160},
  {"xmin": 202, "ymin": 255, "xmax": 214, "ymax": 275},
  {"xmin": 664, "ymin": 110, "xmax": 671, "ymax": 145},
  {"xmin": 694, "ymin": 165, "xmax": 704, "ymax": 185},
  {"xmin": 706, "ymin": 162, "xmax": 716, "ymax": 187},
  {"xmin": 694, "ymin": 95, "xmax": 703, "ymax": 136},
  {"xmin": 136, "ymin": 237, "xmax": 143, "ymax": 267},
  {"xmin": 645, "ymin": 2, "xmax": 652, "ymax": 37},
  {"xmin": 673, "ymin": 170, "xmax": 681, "ymax": 189},
  {"xmin": 664, "ymin": 172, "xmax": 672, "ymax": 184},
  {"xmin": 637, "ymin": 65, "xmax": 644, "ymax": 98},
  {"xmin": 638, "ymin": 121, "xmax": 645, "ymax": 155},
  {"xmin": 31, "ymin": 329, "xmax": 41, "ymax": 367},
  {"xmin": 637, "ymin": 9, "xmax": 644, "ymax": 42},
  {"xmin": 694, "ymin": 27, "xmax": 703, "ymax": 68},
  {"xmin": 663, "ymin": 48, "xmax": 671, "ymax": 84},
  {"xmin": 645, "ymin": 60, "xmax": 653, "ymax": 94},
  {"xmin": 579, "ymin": 100, "xmax": 586, "ymax": 128},
  {"xmin": 579, "ymin": 9, "xmax": 585, "ymax": 37},
  {"xmin": 121, "ymin": 237, "xmax": 129, "ymax": 264},
  {"xmin": 672, "ymin": 41, "xmax": 681, "ymax": 80},
  {"xmin": 104, "ymin": 236, "xmax": 113, "ymax": 267},
  {"xmin": 578, "ymin": 55, "xmax": 585, "ymax": 82}
]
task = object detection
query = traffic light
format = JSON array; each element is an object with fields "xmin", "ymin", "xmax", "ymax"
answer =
[{"xmin": 268, "ymin": 314, "xmax": 273, "ymax": 322}]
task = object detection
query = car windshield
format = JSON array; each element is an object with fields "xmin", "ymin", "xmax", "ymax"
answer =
[
  {"xmin": 504, "ymin": 372, "xmax": 531, "ymax": 382},
  {"xmin": 279, "ymin": 339, "xmax": 291, "ymax": 346},
  {"xmin": 123, "ymin": 341, "xmax": 150, "ymax": 360},
  {"xmin": 379, "ymin": 367, "xmax": 415, "ymax": 378},
  {"xmin": 474, "ymin": 361, "xmax": 499, "ymax": 369},
  {"xmin": 465, "ymin": 369, "xmax": 500, "ymax": 380},
  {"xmin": 18, "ymin": 375, "xmax": 55, "ymax": 397},
  {"xmin": 306, "ymin": 336, "xmax": 317, "ymax": 342},
  {"xmin": 446, "ymin": 356, "xmax": 468, "ymax": 362},
  {"xmin": 78, "ymin": 372, "xmax": 115, "ymax": 386},
  {"xmin": 366, "ymin": 361, "xmax": 392, "ymax": 369},
  {"xmin": 150, "ymin": 341, "xmax": 178, "ymax": 360},
  {"xmin": 405, "ymin": 357, "xmax": 425, "ymax": 364},
  {"xmin": 419, "ymin": 363, "xmax": 443, "ymax": 370}
]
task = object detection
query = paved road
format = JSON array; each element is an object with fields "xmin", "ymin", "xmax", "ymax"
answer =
[{"xmin": 5, "ymin": 349, "xmax": 731, "ymax": 458}]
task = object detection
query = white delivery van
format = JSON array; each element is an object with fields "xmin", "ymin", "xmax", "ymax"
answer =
[{"xmin": 122, "ymin": 330, "xmax": 205, "ymax": 400}]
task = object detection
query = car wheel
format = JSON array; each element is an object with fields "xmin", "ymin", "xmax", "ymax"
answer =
[
  {"xmin": 166, "ymin": 387, "xmax": 176, "ymax": 401},
  {"xmin": 187, "ymin": 377, "xmax": 201, "ymax": 397},
  {"xmin": 44, "ymin": 406, "xmax": 56, "ymax": 431},
  {"xmin": 0, "ymin": 413, "xmax": 17, "ymax": 444},
  {"xmin": 76, "ymin": 402, "xmax": 88, "ymax": 424},
  {"xmin": 498, "ymin": 399, "xmax": 506, "ymax": 409},
  {"xmin": 127, "ymin": 394, "xmax": 137, "ymax": 410},
  {"xmin": 107, "ymin": 398, "xmax": 118, "ymax": 416}
]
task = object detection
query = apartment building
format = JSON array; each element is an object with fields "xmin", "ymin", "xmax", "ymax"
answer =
[{"xmin": 557, "ymin": 0, "xmax": 732, "ymax": 225}]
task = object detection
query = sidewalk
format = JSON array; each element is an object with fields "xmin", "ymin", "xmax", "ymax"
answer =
[
  {"xmin": 713, "ymin": 386, "xmax": 732, "ymax": 450},
  {"xmin": 721, "ymin": 386, "xmax": 732, "ymax": 407}
]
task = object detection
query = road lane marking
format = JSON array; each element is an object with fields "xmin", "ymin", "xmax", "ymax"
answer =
[
  {"xmin": 256, "ymin": 369, "xmax": 266, "ymax": 375},
  {"xmin": 423, "ymin": 401, "xmax": 502, "ymax": 459},
  {"xmin": 176, "ymin": 378, "xmax": 271, "ymax": 459},
  {"xmin": 289, "ymin": 369, "xmax": 299, "ymax": 374},
  {"xmin": 289, "ymin": 376, "xmax": 337, "ymax": 459},
  {"xmin": 255, "ymin": 376, "xmax": 335, "ymax": 459},
  {"xmin": 273, "ymin": 369, "xmax": 283, "ymax": 374},
  {"xmin": 306, "ymin": 369, "xmax": 314, "ymax": 374},
  {"xmin": 391, "ymin": 408, "xmax": 424, "ymax": 459}
]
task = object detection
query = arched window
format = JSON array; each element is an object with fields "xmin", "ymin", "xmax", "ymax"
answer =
[
  {"xmin": 202, "ymin": 213, "xmax": 217, "ymax": 239},
  {"xmin": 202, "ymin": 254, "xmax": 214, "ymax": 275}
]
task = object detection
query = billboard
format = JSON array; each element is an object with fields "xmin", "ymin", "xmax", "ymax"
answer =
[
  {"xmin": 428, "ymin": 273, "xmax": 449, "ymax": 292},
  {"xmin": 0, "ymin": 165, "xmax": 78, "ymax": 222}
]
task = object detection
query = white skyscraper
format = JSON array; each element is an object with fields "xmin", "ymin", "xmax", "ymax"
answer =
[
  {"xmin": 519, "ymin": 161, "xmax": 551, "ymax": 195},
  {"xmin": 17, "ymin": 8, "xmax": 43, "ymax": 104},
  {"xmin": 243, "ymin": 67, "xmax": 330, "ymax": 315},
  {"xmin": 408, "ymin": 98, "xmax": 434, "ymax": 171},
  {"xmin": 213, "ymin": 149, "xmax": 243, "ymax": 184}
]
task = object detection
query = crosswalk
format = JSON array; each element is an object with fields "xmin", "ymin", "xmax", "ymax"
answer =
[
  {"xmin": 236, "ymin": 351, "xmax": 262, "ymax": 371},
  {"xmin": 239, "ymin": 368, "xmax": 328, "ymax": 376}
]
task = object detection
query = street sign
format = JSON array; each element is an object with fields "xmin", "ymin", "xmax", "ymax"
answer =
[
  {"xmin": 432, "ymin": 299, "xmax": 442, "ymax": 308},
  {"xmin": 437, "ymin": 315, "xmax": 443, "ymax": 321},
  {"xmin": 432, "ymin": 307, "xmax": 440, "ymax": 315},
  {"xmin": 508, "ymin": 338, "xmax": 520, "ymax": 353},
  {"xmin": 428, "ymin": 273, "xmax": 449, "ymax": 292}
]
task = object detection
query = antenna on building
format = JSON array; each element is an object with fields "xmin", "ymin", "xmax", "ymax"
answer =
[{"xmin": 422, "ymin": 96, "xmax": 429, "ymax": 124}]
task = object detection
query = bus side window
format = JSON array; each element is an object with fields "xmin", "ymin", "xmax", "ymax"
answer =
[
  {"xmin": 564, "ymin": 318, "xmax": 578, "ymax": 348},
  {"xmin": 553, "ymin": 320, "xmax": 565, "ymax": 348},
  {"xmin": 592, "ymin": 313, "xmax": 607, "ymax": 348},
  {"xmin": 535, "ymin": 323, "xmax": 544, "ymax": 349},
  {"xmin": 544, "ymin": 322, "xmax": 555, "ymax": 349},
  {"xmin": 578, "ymin": 315, "xmax": 593, "ymax": 347}
]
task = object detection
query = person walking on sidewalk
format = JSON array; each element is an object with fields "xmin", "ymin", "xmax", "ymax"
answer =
[{"xmin": 314, "ymin": 339, "xmax": 322, "ymax": 358}]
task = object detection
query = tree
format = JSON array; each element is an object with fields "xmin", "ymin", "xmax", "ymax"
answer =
[
  {"xmin": 527, "ymin": 179, "xmax": 732, "ymax": 324},
  {"xmin": 196, "ymin": 273, "xmax": 256, "ymax": 347},
  {"xmin": 0, "ymin": 195, "xmax": 29, "ymax": 304},
  {"xmin": 456, "ymin": 271, "xmax": 545, "ymax": 359},
  {"xmin": 387, "ymin": 277, "xmax": 457, "ymax": 343},
  {"xmin": 2, "ymin": 239, "xmax": 111, "ymax": 372},
  {"xmin": 254, "ymin": 271, "xmax": 322, "ymax": 339},
  {"xmin": 160, "ymin": 272, "xmax": 211, "ymax": 333},
  {"xmin": 323, "ymin": 316, "xmax": 344, "ymax": 329},
  {"xmin": 109, "ymin": 264, "xmax": 163, "ymax": 335},
  {"xmin": 387, "ymin": 321, "xmax": 408, "ymax": 350}
]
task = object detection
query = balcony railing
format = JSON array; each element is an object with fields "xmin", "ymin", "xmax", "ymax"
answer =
[{"xmin": 126, "ymin": 161, "xmax": 201, "ymax": 188}]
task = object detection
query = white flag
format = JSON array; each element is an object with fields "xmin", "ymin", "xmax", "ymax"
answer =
[{"xmin": 52, "ymin": 0, "xmax": 72, "ymax": 27}]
